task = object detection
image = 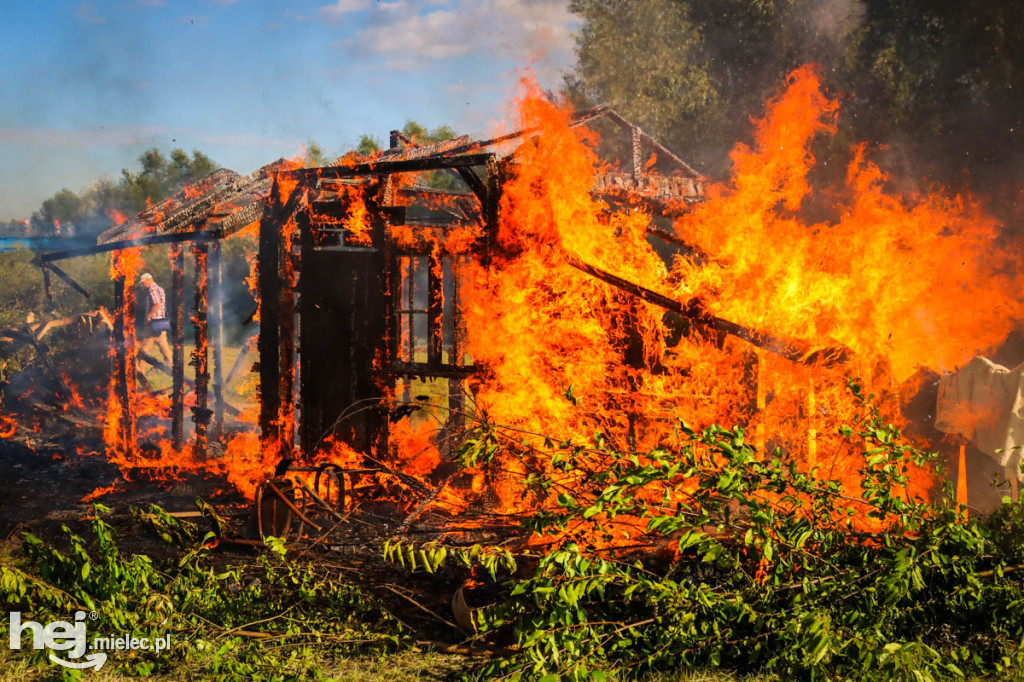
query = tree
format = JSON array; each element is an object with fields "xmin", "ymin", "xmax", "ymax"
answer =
[
  {"xmin": 841, "ymin": 0, "xmax": 1024, "ymax": 199},
  {"xmin": 33, "ymin": 189, "xmax": 87, "ymax": 235},
  {"xmin": 120, "ymin": 148, "xmax": 217, "ymax": 213},
  {"xmin": 30, "ymin": 147, "xmax": 218, "ymax": 238},
  {"xmin": 566, "ymin": 0, "xmax": 854, "ymax": 176},
  {"xmin": 566, "ymin": 0, "xmax": 1024, "ymax": 205},
  {"xmin": 353, "ymin": 135, "xmax": 379, "ymax": 156},
  {"xmin": 304, "ymin": 141, "xmax": 331, "ymax": 167}
]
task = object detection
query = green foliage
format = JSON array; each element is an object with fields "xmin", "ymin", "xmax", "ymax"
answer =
[
  {"xmin": 28, "ymin": 147, "xmax": 217, "ymax": 238},
  {"xmin": 394, "ymin": 389, "xmax": 1024, "ymax": 680},
  {"xmin": 304, "ymin": 140, "xmax": 331, "ymax": 167},
  {"xmin": 0, "ymin": 250, "xmax": 113, "ymax": 380},
  {"xmin": 400, "ymin": 120, "xmax": 457, "ymax": 146},
  {"xmin": 357, "ymin": 134, "xmax": 382, "ymax": 156},
  {"xmin": 567, "ymin": 0, "xmax": 1024, "ymax": 197},
  {"xmin": 1, "ymin": 503, "xmax": 402, "ymax": 679}
]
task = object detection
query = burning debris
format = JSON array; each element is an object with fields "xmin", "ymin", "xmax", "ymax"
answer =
[
  {"xmin": 0, "ymin": 67, "xmax": 1020, "ymax": 549},
  {"xmin": 3, "ymin": 64, "xmax": 1024, "ymax": 682}
]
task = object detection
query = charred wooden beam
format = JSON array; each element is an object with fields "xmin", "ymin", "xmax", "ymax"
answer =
[
  {"xmin": 42, "ymin": 261, "xmax": 91, "ymax": 299},
  {"xmin": 210, "ymin": 240, "xmax": 225, "ymax": 439},
  {"xmin": 259, "ymin": 174, "xmax": 307, "ymax": 457},
  {"xmin": 192, "ymin": 243, "xmax": 211, "ymax": 460},
  {"xmin": 139, "ymin": 350, "xmax": 188, "ymax": 387},
  {"xmin": 259, "ymin": 177, "xmax": 297, "ymax": 446},
  {"xmin": 390, "ymin": 362, "xmax": 477, "ymax": 379},
  {"xmin": 455, "ymin": 166, "xmax": 488, "ymax": 205},
  {"xmin": 40, "ymin": 229, "xmax": 218, "ymax": 263},
  {"xmin": 288, "ymin": 152, "xmax": 493, "ymax": 181},
  {"xmin": 427, "ymin": 251, "xmax": 443, "ymax": 369},
  {"xmin": 112, "ymin": 275, "xmax": 136, "ymax": 456},
  {"xmin": 481, "ymin": 157, "xmax": 502, "ymax": 266},
  {"xmin": 598, "ymin": 108, "xmax": 702, "ymax": 177},
  {"xmin": 43, "ymin": 267, "xmax": 52, "ymax": 302},
  {"xmin": 0, "ymin": 311, "xmax": 110, "ymax": 346},
  {"xmin": 631, "ymin": 126, "xmax": 643, "ymax": 181},
  {"xmin": 436, "ymin": 106, "xmax": 608, "ymax": 158},
  {"xmin": 170, "ymin": 244, "xmax": 186, "ymax": 448},
  {"xmin": 448, "ymin": 256, "xmax": 466, "ymax": 444},
  {"xmin": 385, "ymin": 219, "xmax": 404, "ymax": 392},
  {"xmin": 278, "ymin": 196, "xmax": 305, "ymax": 457},
  {"xmin": 564, "ymin": 256, "xmax": 852, "ymax": 367},
  {"xmin": 5, "ymin": 329, "xmax": 74, "ymax": 401},
  {"xmin": 224, "ymin": 329, "xmax": 256, "ymax": 387}
]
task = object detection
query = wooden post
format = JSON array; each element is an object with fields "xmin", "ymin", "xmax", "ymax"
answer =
[
  {"xmin": 448, "ymin": 256, "xmax": 466, "ymax": 444},
  {"xmin": 170, "ymin": 244, "xmax": 186, "ymax": 448},
  {"xmin": 259, "ymin": 179, "xmax": 284, "ymax": 449},
  {"xmin": 398, "ymin": 257, "xmax": 412, "ymax": 402},
  {"xmin": 631, "ymin": 125, "xmax": 643, "ymax": 181},
  {"xmin": 210, "ymin": 240, "xmax": 225, "ymax": 440},
  {"xmin": 482, "ymin": 158, "xmax": 502, "ymax": 266},
  {"xmin": 427, "ymin": 251, "xmax": 443, "ymax": 369},
  {"xmin": 112, "ymin": 274, "xmax": 136, "ymax": 456},
  {"xmin": 278, "ymin": 195, "xmax": 304, "ymax": 458},
  {"xmin": 192, "ymin": 242, "xmax": 210, "ymax": 460},
  {"xmin": 957, "ymin": 443, "xmax": 969, "ymax": 517}
]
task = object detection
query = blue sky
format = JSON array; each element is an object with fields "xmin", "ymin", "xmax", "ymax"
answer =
[{"xmin": 0, "ymin": 0, "xmax": 577, "ymax": 219}]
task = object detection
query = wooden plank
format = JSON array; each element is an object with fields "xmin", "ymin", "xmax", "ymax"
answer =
[
  {"xmin": 210, "ymin": 240, "xmax": 225, "ymax": 439},
  {"xmin": 427, "ymin": 251, "xmax": 443, "ymax": 369},
  {"xmin": 278, "ymin": 193, "xmax": 304, "ymax": 457},
  {"xmin": 288, "ymin": 152, "xmax": 493, "ymax": 181},
  {"xmin": 564, "ymin": 256, "xmax": 852, "ymax": 367},
  {"xmin": 170, "ymin": 244, "xmax": 186, "ymax": 448},
  {"xmin": 192, "ymin": 243, "xmax": 210, "ymax": 460},
  {"xmin": 40, "ymin": 229, "xmax": 217, "ymax": 263},
  {"xmin": 112, "ymin": 275, "xmax": 136, "ymax": 456},
  {"xmin": 43, "ymin": 261, "xmax": 91, "ymax": 299},
  {"xmin": 448, "ymin": 255, "xmax": 466, "ymax": 444},
  {"xmin": 258, "ymin": 179, "xmax": 285, "ymax": 446}
]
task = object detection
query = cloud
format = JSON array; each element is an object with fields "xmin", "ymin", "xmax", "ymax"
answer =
[
  {"xmin": 331, "ymin": 0, "xmax": 577, "ymax": 68},
  {"xmin": 321, "ymin": 0, "xmax": 373, "ymax": 22}
]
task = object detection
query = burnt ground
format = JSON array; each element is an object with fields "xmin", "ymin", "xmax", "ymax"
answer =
[
  {"xmin": 0, "ymin": 419, "xmax": 248, "ymax": 542},
  {"xmin": 0, "ymin": 409, "xmax": 513, "ymax": 667}
]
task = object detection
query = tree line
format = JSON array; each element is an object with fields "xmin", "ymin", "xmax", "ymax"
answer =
[
  {"xmin": 565, "ymin": 0, "xmax": 1024, "ymax": 214},
  {"xmin": 5, "ymin": 120, "xmax": 461, "ymax": 240},
  {"xmin": 1, "ymin": 149, "xmax": 217, "ymax": 240}
]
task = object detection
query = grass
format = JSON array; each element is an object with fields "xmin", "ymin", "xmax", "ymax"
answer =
[
  {"xmin": 137, "ymin": 341, "xmax": 258, "ymax": 413},
  {"xmin": 0, "ymin": 647, "xmax": 467, "ymax": 681}
]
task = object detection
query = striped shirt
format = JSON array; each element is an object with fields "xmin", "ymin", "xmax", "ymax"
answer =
[{"xmin": 147, "ymin": 282, "xmax": 167, "ymax": 320}]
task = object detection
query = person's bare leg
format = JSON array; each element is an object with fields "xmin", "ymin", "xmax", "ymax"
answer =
[
  {"xmin": 155, "ymin": 332, "xmax": 173, "ymax": 366},
  {"xmin": 137, "ymin": 335, "xmax": 156, "ymax": 372}
]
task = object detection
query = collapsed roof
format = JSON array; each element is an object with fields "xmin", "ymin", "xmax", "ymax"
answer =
[{"xmin": 94, "ymin": 107, "xmax": 705, "ymax": 246}]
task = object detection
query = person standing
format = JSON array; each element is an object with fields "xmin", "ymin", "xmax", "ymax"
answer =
[{"xmin": 138, "ymin": 272, "xmax": 173, "ymax": 370}]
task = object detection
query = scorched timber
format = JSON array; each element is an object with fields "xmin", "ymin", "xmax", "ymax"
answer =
[{"xmin": 565, "ymin": 256, "xmax": 852, "ymax": 367}]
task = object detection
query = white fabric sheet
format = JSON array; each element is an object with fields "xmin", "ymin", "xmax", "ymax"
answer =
[{"xmin": 936, "ymin": 356, "xmax": 1024, "ymax": 482}]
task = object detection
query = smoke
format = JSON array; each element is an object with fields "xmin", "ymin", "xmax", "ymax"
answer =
[{"xmin": 794, "ymin": 0, "xmax": 866, "ymax": 64}]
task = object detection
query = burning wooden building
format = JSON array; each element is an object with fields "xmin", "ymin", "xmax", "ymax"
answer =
[{"xmin": 31, "ymin": 71, "xmax": 1024, "ymax": 524}]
